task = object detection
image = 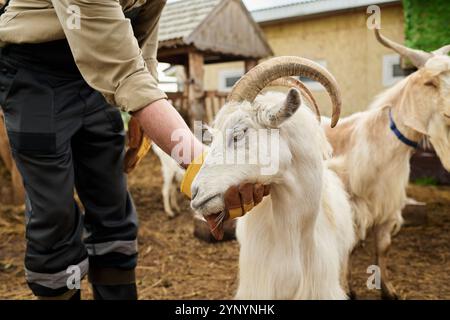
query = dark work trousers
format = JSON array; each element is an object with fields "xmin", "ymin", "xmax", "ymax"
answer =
[{"xmin": 0, "ymin": 41, "xmax": 138, "ymax": 298}]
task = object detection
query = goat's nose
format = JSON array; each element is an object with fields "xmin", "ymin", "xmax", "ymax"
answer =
[{"xmin": 191, "ymin": 186, "xmax": 199, "ymax": 200}]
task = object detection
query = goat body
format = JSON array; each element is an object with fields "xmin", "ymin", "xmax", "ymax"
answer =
[
  {"xmin": 152, "ymin": 144, "xmax": 185, "ymax": 218},
  {"xmin": 235, "ymin": 97, "xmax": 354, "ymax": 299},
  {"xmin": 192, "ymin": 91, "xmax": 354, "ymax": 299},
  {"xmin": 324, "ymin": 53, "xmax": 450, "ymax": 298},
  {"xmin": 324, "ymin": 99, "xmax": 414, "ymax": 299},
  {"xmin": 324, "ymin": 104, "xmax": 414, "ymax": 240}
]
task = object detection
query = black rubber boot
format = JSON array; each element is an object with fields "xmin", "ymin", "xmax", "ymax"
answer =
[
  {"xmin": 92, "ymin": 283, "xmax": 138, "ymax": 300},
  {"xmin": 37, "ymin": 289, "xmax": 81, "ymax": 300},
  {"xmin": 89, "ymin": 266, "xmax": 138, "ymax": 300},
  {"xmin": 70, "ymin": 289, "xmax": 81, "ymax": 300}
]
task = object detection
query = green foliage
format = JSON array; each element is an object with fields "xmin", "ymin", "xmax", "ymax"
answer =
[
  {"xmin": 413, "ymin": 177, "xmax": 438, "ymax": 186},
  {"xmin": 403, "ymin": 0, "xmax": 450, "ymax": 52}
]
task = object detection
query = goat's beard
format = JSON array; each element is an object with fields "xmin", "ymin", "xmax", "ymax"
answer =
[{"xmin": 204, "ymin": 211, "xmax": 227, "ymax": 240}]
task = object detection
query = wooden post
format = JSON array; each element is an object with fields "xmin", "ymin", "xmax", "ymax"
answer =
[
  {"xmin": 0, "ymin": 112, "xmax": 25, "ymax": 205},
  {"xmin": 187, "ymin": 51, "xmax": 205, "ymax": 127},
  {"xmin": 245, "ymin": 59, "xmax": 258, "ymax": 72}
]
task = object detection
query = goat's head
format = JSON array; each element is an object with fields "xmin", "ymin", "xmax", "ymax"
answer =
[
  {"xmin": 376, "ymin": 30, "xmax": 450, "ymax": 170},
  {"xmin": 190, "ymin": 57, "xmax": 341, "ymax": 237}
]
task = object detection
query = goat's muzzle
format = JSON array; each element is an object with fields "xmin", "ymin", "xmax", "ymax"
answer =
[{"xmin": 204, "ymin": 212, "xmax": 227, "ymax": 240}]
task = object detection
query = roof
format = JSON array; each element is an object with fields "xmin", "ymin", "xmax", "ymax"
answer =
[
  {"xmin": 244, "ymin": 0, "xmax": 318, "ymax": 11},
  {"xmin": 251, "ymin": 0, "xmax": 401, "ymax": 24},
  {"xmin": 159, "ymin": 0, "xmax": 221, "ymax": 43},
  {"xmin": 158, "ymin": 0, "xmax": 273, "ymax": 59}
]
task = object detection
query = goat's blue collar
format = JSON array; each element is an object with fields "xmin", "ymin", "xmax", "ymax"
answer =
[{"xmin": 389, "ymin": 109, "xmax": 419, "ymax": 149}]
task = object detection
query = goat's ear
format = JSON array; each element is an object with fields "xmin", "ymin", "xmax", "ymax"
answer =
[
  {"xmin": 399, "ymin": 97, "xmax": 429, "ymax": 135},
  {"xmin": 266, "ymin": 88, "xmax": 302, "ymax": 127}
]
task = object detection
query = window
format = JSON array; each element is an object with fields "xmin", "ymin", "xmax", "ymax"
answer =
[
  {"xmin": 298, "ymin": 60, "xmax": 327, "ymax": 91},
  {"xmin": 382, "ymin": 54, "xmax": 414, "ymax": 87},
  {"xmin": 218, "ymin": 69, "xmax": 244, "ymax": 92}
]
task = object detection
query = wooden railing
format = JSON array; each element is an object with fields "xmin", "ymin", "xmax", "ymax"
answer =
[
  {"xmin": 167, "ymin": 90, "xmax": 228, "ymax": 125},
  {"xmin": 203, "ymin": 91, "xmax": 228, "ymax": 124}
]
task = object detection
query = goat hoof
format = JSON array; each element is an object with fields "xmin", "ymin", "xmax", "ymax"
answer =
[{"xmin": 166, "ymin": 212, "xmax": 176, "ymax": 219}]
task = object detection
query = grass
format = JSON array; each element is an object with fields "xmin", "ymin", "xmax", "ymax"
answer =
[{"xmin": 413, "ymin": 177, "xmax": 439, "ymax": 186}]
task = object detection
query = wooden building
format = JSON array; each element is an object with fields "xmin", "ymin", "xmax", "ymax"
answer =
[
  {"xmin": 205, "ymin": 0, "xmax": 405, "ymax": 116},
  {"xmin": 155, "ymin": 0, "xmax": 272, "ymax": 124}
]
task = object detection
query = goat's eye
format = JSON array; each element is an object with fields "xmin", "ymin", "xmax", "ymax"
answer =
[{"xmin": 424, "ymin": 79, "xmax": 438, "ymax": 87}]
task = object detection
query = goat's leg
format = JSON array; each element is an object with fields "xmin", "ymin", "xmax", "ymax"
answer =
[
  {"xmin": 170, "ymin": 181, "xmax": 181, "ymax": 213},
  {"xmin": 374, "ymin": 221, "xmax": 399, "ymax": 300},
  {"xmin": 342, "ymin": 250, "xmax": 356, "ymax": 299},
  {"xmin": 162, "ymin": 174, "xmax": 176, "ymax": 218}
]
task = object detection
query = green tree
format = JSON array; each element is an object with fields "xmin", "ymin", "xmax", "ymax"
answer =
[{"xmin": 403, "ymin": 0, "xmax": 450, "ymax": 52}]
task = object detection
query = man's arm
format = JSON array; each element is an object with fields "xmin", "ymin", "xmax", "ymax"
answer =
[
  {"xmin": 133, "ymin": 99, "xmax": 203, "ymax": 168},
  {"xmin": 52, "ymin": 1, "xmax": 266, "ymax": 217},
  {"xmin": 51, "ymin": 0, "xmax": 166, "ymax": 113},
  {"xmin": 129, "ymin": 0, "xmax": 204, "ymax": 166},
  {"xmin": 51, "ymin": 0, "xmax": 202, "ymax": 165},
  {"xmin": 133, "ymin": 0, "xmax": 166, "ymax": 82}
]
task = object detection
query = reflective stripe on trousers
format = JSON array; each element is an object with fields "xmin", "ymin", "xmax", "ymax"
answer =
[
  {"xmin": 25, "ymin": 258, "xmax": 89, "ymax": 290},
  {"xmin": 86, "ymin": 239, "xmax": 138, "ymax": 256}
]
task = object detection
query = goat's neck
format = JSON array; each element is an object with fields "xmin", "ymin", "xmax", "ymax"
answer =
[
  {"xmin": 389, "ymin": 106, "xmax": 424, "ymax": 147},
  {"xmin": 383, "ymin": 81, "xmax": 424, "ymax": 151},
  {"xmin": 268, "ymin": 130, "xmax": 324, "ymax": 240},
  {"xmin": 364, "ymin": 105, "xmax": 422, "ymax": 162},
  {"xmin": 346, "ymin": 93, "xmax": 425, "ymax": 202}
]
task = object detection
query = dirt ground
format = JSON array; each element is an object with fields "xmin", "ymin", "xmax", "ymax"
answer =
[{"xmin": 0, "ymin": 152, "xmax": 449, "ymax": 300}]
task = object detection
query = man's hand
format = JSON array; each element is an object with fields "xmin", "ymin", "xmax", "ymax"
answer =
[
  {"xmin": 124, "ymin": 117, "xmax": 152, "ymax": 173},
  {"xmin": 180, "ymin": 153, "xmax": 271, "ymax": 233},
  {"xmin": 180, "ymin": 153, "xmax": 271, "ymax": 219},
  {"xmin": 224, "ymin": 183, "xmax": 271, "ymax": 220},
  {"xmin": 204, "ymin": 183, "xmax": 271, "ymax": 240}
]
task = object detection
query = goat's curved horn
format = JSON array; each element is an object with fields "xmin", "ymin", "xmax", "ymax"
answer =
[
  {"xmin": 432, "ymin": 44, "xmax": 450, "ymax": 56},
  {"xmin": 374, "ymin": 29, "xmax": 431, "ymax": 68},
  {"xmin": 269, "ymin": 77, "xmax": 321, "ymax": 122},
  {"xmin": 228, "ymin": 56, "xmax": 341, "ymax": 127}
]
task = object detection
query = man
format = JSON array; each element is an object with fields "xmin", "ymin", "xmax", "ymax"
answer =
[{"xmin": 0, "ymin": 0, "xmax": 267, "ymax": 300}]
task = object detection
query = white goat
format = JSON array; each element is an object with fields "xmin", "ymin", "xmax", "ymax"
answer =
[
  {"xmin": 190, "ymin": 57, "xmax": 355, "ymax": 299},
  {"xmin": 323, "ymin": 30, "xmax": 450, "ymax": 299},
  {"xmin": 152, "ymin": 144, "xmax": 185, "ymax": 218}
]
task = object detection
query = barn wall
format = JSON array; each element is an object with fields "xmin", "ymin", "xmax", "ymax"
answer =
[
  {"xmin": 204, "ymin": 4, "xmax": 404, "ymax": 116},
  {"xmin": 204, "ymin": 61, "xmax": 244, "ymax": 91}
]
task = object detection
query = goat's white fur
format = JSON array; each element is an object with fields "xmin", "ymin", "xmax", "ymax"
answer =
[
  {"xmin": 323, "ymin": 54, "xmax": 450, "ymax": 298},
  {"xmin": 192, "ymin": 91, "xmax": 355, "ymax": 299},
  {"xmin": 152, "ymin": 144, "xmax": 185, "ymax": 218}
]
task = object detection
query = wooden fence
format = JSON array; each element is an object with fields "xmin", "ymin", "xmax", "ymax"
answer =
[{"xmin": 167, "ymin": 90, "xmax": 228, "ymax": 125}]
